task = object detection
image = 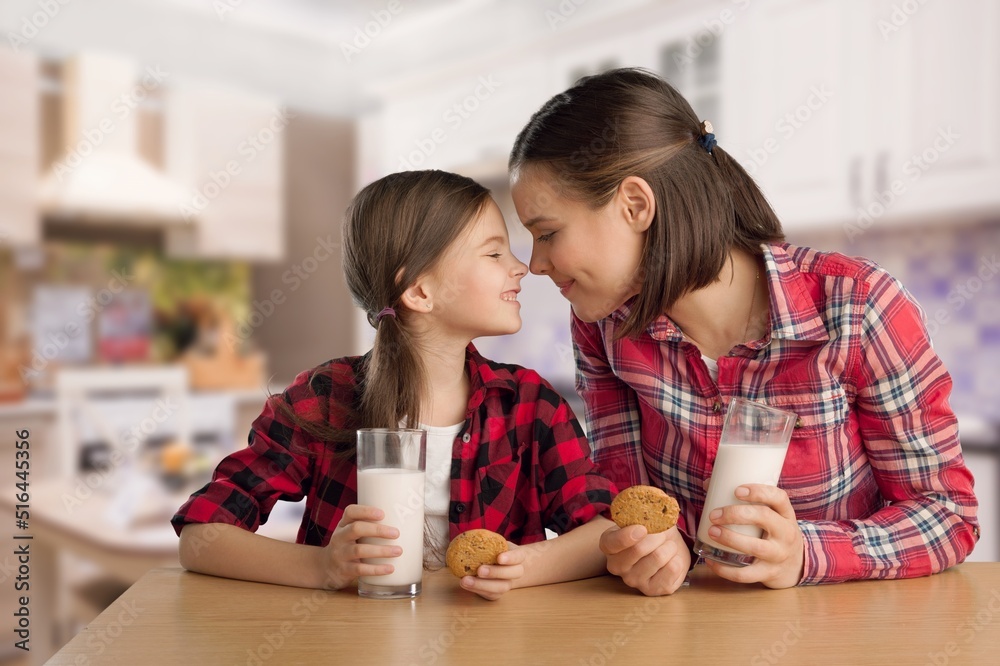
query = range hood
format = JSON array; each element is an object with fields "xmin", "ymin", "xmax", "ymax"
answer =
[{"xmin": 39, "ymin": 52, "xmax": 193, "ymax": 225}]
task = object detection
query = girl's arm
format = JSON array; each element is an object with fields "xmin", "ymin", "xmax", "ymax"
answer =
[
  {"xmin": 173, "ymin": 366, "xmax": 403, "ymax": 590},
  {"xmin": 458, "ymin": 516, "xmax": 613, "ymax": 600},
  {"xmin": 180, "ymin": 522, "xmax": 327, "ymax": 588},
  {"xmin": 514, "ymin": 516, "xmax": 614, "ymax": 586},
  {"xmin": 460, "ymin": 370, "xmax": 619, "ymax": 601},
  {"xmin": 179, "ymin": 505, "xmax": 404, "ymax": 590}
]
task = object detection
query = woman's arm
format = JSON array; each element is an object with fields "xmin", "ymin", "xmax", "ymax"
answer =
[{"xmin": 799, "ymin": 270, "xmax": 979, "ymax": 584}]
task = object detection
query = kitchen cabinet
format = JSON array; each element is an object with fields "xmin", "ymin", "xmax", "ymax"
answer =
[
  {"xmin": 724, "ymin": 0, "xmax": 852, "ymax": 230},
  {"xmin": 364, "ymin": 60, "xmax": 552, "ymax": 180},
  {"xmin": 550, "ymin": 4, "xmax": 728, "ymax": 125},
  {"xmin": 0, "ymin": 48, "xmax": 40, "ymax": 246},
  {"xmin": 163, "ymin": 82, "xmax": 285, "ymax": 261},
  {"xmin": 732, "ymin": 0, "xmax": 1000, "ymax": 232},
  {"xmin": 851, "ymin": 0, "xmax": 1000, "ymax": 226},
  {"xmin": 358, "ymin": 1, "xmax": 999, "ymax": 229}
]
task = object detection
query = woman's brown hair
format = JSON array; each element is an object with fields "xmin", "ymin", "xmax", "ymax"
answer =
[
  {"xmin": 509, "ymin": 67, "xmax": 784, "ymax": 338},
  {"xmin": 270, "ymin": 170, "xmax": 491, "ymax": 456}
]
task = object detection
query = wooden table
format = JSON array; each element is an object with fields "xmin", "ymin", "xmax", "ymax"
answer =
[
  {"xmin": 0, "ymin": 478, "xmax": 299, "ymax": 664},
  {"xmin": 48, "ymin": 563, "xmax": 1000, "ymax": 665}
]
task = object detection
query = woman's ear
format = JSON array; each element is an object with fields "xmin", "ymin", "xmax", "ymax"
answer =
[{"xmin": 618, "ymin": 176, "xmax": 656, "ymax": 233}]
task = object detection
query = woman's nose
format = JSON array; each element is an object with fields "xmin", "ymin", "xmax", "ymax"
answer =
[{"xmin": 528, "ymin": 248, "xmax": 548, "ymax": 275}]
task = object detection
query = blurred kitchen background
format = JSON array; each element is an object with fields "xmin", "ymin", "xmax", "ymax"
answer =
[{"xmin": 0, "ymin": 0, "xmax": 998, "ymax": 662}]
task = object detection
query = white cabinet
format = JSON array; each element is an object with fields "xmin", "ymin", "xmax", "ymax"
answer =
[
  {"xmin": 724, "ymin": 0, "xmax": 852, "ymax": 230},
  {"xmin": 854, "ymin": 0, "xmax": 1000, "ymax": 225},
  {"xmin": 164, "ymin": 82, "xmax": 286, "ymax": 261},
  {"xmin": 359, "ymin": 2, "xmax": 1000, "ymax": 229},
  {"xmin": 731, "ymin": 0, "xmax": 1000, "ymax": 232},
  {"xmin": 0, "ymin": 48, "xmax": 39, "ymax": 246},
  {"xmin": 366, "ymin": 60, "xmax": 552, "ymax": 181}
]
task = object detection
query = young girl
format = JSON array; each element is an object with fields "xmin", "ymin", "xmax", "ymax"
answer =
[
  {"xmin": 508, "ymin": 68, "xmax": 979, "ymax": 594},
  {"xmin": 173, "ymin": 170, "xmax": 616, "ymax": 600}
]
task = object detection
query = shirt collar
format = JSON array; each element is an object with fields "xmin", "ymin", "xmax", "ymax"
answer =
[
  {"xmin": 763, "ymin": 243, "xmax": 830, "ymax": 342},
  {"xmin": 465, "ymin": 342, "xmax": 518, "ymax": 400},
  {"xmin": 607, "ymin": 243, "xmax": 829, "ymax": 343}
]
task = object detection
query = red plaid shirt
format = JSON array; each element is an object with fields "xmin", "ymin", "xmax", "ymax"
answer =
[
  {"xmin": 574, "ymin": 243, "xmax": 979, "ymax": 585},
  {"xmin": 172, "ymin": 344, "xmax": 615, "ymax": 547}
]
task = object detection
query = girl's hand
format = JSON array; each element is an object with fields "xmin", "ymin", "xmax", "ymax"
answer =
[
  {"xmin": 318, "ymin": 504, "xmax": 403, "ymax": 590},
  {"xmin": 601, "ymin": 524, "xmax": 691, "ymax": 596},
  {"xmin": 702, "ymin": 484, "xmax": 804, "ymax": 589},
  {"xmin": 458, "ymin": 542, "xmax": 526, "ymax": 601}
]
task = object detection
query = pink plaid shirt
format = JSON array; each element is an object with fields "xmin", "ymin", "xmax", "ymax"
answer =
[{"xmin": 573, "ymin": 243, "xmax": 979, "ymax": 584}]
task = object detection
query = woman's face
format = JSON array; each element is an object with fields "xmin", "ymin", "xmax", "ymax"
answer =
[{"xmin": 511, "ymin": 171, "xmax": 647, "ymax": 322}]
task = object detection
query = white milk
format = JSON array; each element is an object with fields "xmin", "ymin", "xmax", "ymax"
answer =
[
  {"xmin": 357, "ymin": 468, "xmax": 425, "ymax": 586},
  {"xmin": 697, "ymin": 443, "xmax": 788, "ymax": 554}
]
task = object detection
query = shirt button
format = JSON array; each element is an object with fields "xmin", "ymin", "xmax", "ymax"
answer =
[
  {"xmin": 461, "ymin": 433, "xmax": 471, "ymax": 443},
  {"xmin": 712, "ymin": 401, "xmax": 722, "ymax": 413},
  {"xmin": 455, "ymin": 503, "xmax": 467, "ymax": 514}
]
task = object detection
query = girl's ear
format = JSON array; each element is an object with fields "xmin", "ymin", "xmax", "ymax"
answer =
[
  {"xmin": 618, "ymin": 176, "xmax": 656, "ymax": 233},
  {"xmin": 401, "ymin": 277, "xmax": 434, "ymax": 313}
]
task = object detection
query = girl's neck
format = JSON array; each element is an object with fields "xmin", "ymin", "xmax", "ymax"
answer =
[
  {"xmin": 413, "ymin": 335, "xmax": 471, "ymax": 427},
  {"xmin": 667, "ymin": 250, "xmax": 768, "ymax": 360}
]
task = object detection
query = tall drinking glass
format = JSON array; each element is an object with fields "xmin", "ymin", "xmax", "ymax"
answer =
[
  {"xmin": 356, "ymin": 428, "xmax": 426, "ymax": 599},
  {"xmin": 695, "ymin": 398, "xmax": 797, "ymax": 567}
]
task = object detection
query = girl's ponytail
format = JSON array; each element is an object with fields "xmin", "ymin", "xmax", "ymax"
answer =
[
  {"xmin": 344, "ymin": 170, "xmax": 489, "ymax": 430},
  {"xmin": 265, "ymin": 171, "xmax": 489, "ymax": 459},
  {"xmin": 361, "ymin": 308, "xmax": 425, "ymax": 431}
]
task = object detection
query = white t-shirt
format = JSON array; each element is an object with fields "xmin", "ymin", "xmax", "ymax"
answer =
[
  {"xmin": 702, "ymin": 354, "xmax": 719, "ymax": 383},
  {"xmin": 420, "ymin": 421, "xmax": 464, "ymax": 569}
]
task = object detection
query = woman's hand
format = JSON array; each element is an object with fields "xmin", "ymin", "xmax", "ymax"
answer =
[
  {"xmin": 601, "ymin": 524, "xmax": 691, "ymax": 596},
  {"xmin": 317, "ymin": 504, "xmax": 403, "ymax": 590},
  {"xmin": 702, "ymin": 484, "xmax": 804, "ymax": 589},
  {"xmin": 458, "ymin": 542, "xmax": 526, "ymax": 601}
]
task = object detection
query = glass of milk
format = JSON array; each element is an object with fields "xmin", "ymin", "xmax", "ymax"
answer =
[
  {"xmin": 694, "ymin": 398, "xmax": 797, "ymax": 567},
  {"xmin": 356, "ymin": 428, "xmax": 426, "ymax": 599}
]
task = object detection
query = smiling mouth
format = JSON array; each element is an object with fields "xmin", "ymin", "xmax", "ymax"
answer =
[
  {"xmin": 555, "ymin": 280, "xmax": 574, "ymax": 295},
  {"xmin": 500, "ymin": 290, "xmax": 519, "ymax": 302}
]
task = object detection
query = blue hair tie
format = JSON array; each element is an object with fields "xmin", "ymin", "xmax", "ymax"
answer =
[{"xmin": 698, "ymin": 120, "xmax": 717, "ymax": 155}]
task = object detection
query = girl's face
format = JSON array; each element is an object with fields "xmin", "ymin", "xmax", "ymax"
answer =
[
  {"xmin": 423, "ymin": 198, "xmax": 528, "ymax": 340},
  {"xmin": 511, "ymin": 172, "xmax": 647, "ymax": 322}
]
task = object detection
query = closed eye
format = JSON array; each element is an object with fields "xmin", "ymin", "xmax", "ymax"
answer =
[
  {"xmin": 487, "ymin": 252, "xmax": 502, "ymax": 259},
  {"xmin": 537, "ymin": 232, "xmax": 554, "ymax": 243}
]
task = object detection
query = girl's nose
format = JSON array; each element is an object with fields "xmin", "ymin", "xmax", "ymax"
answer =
[{"xmin": 511, "ymin": 257, "xmax": 528, "ymax": 278}]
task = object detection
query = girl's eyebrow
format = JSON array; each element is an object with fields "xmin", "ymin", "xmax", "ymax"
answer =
[{"xmin": 478, "ymin": 235, "xmax": 505, "ymax": 248}]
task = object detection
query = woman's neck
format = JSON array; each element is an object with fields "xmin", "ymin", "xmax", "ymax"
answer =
[
  {"xmin": 667, "ymin": 249, "xmax": 768, "ymax": 361},
  {"xmin": 413, "ymin": 334, "xmax": 471, "ymax": 427}
]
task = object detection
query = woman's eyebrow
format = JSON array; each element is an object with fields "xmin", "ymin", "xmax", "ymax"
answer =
[{"xmin": 523, "ymin": 216, "xmax": 555, "ymax": 228}]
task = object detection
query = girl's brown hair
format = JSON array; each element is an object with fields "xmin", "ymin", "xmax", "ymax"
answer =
[
  {"xmin": 509, "ymin": 67, "xmax": 784, "ymax": 338},
  {"xmin": 270, "ymin": 170, "xmax": 491, "ymax": 455}
]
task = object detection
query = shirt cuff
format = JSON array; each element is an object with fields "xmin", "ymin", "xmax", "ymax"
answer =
[
  {"xmin": 171, "ymin": 483, "xmax": 262, "ymax": 537},
  {"xmin": 798, "ymin": 521, "xmax": 864, "ymax": 585}
]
